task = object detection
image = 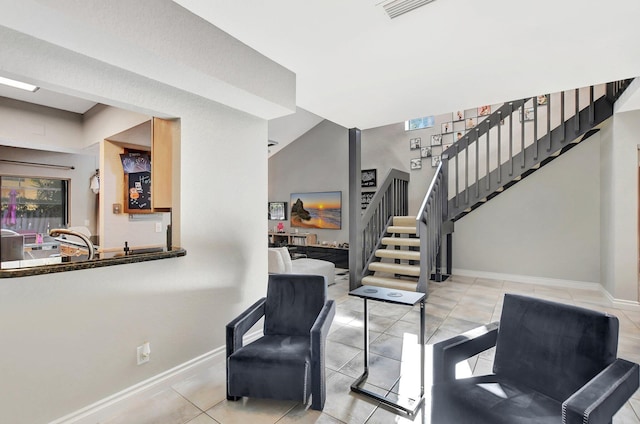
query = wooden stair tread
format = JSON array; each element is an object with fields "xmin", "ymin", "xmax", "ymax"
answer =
[
  {"xmin": 375, "ymin": 249, "xmax": 420, "ymax": 261},
  {"xmin": 361, "ymin": 275, "xmax": 418, "ymax": 292},
  {"xmin": 392, "ymin": 216, "xmax": 417, "ymax": 227},
  {"xmin": 388, "ymin": 225, "xmax": 417, "ymax": 235},
  {"xmin": 368, "ymin": 262, "xmax": 420, "ymax": 276},
  {"xmin": 381, "ymin": 237, "xmax": 420, "ymax": 247}
]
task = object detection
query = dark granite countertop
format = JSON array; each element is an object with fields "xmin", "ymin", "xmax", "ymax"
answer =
[{"xmin": 0, "ymin": 248, "xmax": 186, "ymax": 278}]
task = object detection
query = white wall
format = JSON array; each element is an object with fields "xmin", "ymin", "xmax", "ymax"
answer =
[
  {"xmin": 0, "ymin": 97, "xmax": 84, "ymax": 153},
  {"xmin": 83, "ymin": 104, "xmax": 150, "ymax": 149},
  {"xmin": 0, "ymin": 15, "xmax": 285, "ymax": 424},
  {"xmin": 600, "ymin": 111, "xmax": 640, "ymax": 301},
  {"xmin": 452, "ymin": 135, "xmax": 601, "ymax": 284},
  {"xmin": 268, "ymin": 120, "xmax": 349, "ymax": 244}
]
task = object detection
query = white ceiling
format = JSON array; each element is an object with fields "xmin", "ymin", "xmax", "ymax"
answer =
[
  {"xmin": 0, "ymin": 84, "xmax": 96, "ymax": 114},
  {"xmin": 175, "ymin": 0, "xmax": 640, "ymax": 130},
  {"xmin": 2, "ymin": 0, "xmax": 640, "ymax": 155}
]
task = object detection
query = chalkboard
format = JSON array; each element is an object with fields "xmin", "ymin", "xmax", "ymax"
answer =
[{"xmin": 125, "ymin": 171, "xmax": 152, "ymax": 212}]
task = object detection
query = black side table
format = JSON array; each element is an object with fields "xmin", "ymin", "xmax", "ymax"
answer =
[{"xmin": 349, "ymin": 285, "xmax": 426, "ymax": 417}]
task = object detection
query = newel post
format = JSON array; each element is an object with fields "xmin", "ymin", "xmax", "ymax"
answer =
[{"xmin": 348, "ymin": 128, "xmax": 362, "ymax": 291}]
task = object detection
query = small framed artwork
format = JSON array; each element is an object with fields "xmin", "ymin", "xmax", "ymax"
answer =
[
  {"xmin": 420, "ymin": 146, "xmax": 432, "ymax": 158},
  {"xmin": 361, "ymin": 169, "xmax": 377, "ymax": 188},
  {"xmin": 268, "ymin": 201, "xmax": 287, "ymax": 220},
  {"xmin": 410, "ymin": 158, "xmax": 422, "ymax": 170},
  {"xmin": 477, "ymin": 105, "xmax": 491, "ymax": 116},
  {"xmin": 441, "ymin": 122, "xmax": 453, "ymax": 134},
  {"xmin": 431, "ymin": 155, "xmax": 441, "ymax": 167},
  {"xmin": 520, "ymin": 107, "xmax": 535, "ymax": 122},
  {"xmin": 410, "ymin": 137, "xmax": 421, "ymax": 150},
  {"xmin": 465, "ymin": 117, "xmax": 477, "ymax": 129},
  {"xmin": 453, "ymin": 110, "xmax": 464, "ymax": 121},
  {"xmin": 361, "ymin": 191, "xmax": 374, "ymax": 210},
  {"xmin": 431, "ymin": 134, "xmax": 442, "ymax": 146},
  {"xmin": 454, "ymin": 131, "xmax": 464, "ymax": 142},
  {"xmin": 537, "ymin": 95, "xmax": 548, "ymax": 105}
]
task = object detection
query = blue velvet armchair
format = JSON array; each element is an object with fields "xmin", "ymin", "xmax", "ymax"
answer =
[
  {"xmin": 226, "ymin": 274, "xmax": 335, "ymax": 410},
  {"xmin": 431, "ymin": 294, "xmax": 639, "ymax": 423}
]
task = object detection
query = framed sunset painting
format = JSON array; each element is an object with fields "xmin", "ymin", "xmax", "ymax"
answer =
[{"xmin": 290, "ymin": 191, "xmax": 342, "ymax": 229}]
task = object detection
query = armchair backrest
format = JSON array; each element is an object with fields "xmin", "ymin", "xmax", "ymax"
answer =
[
  {"xmin": 268, "ymin": 247, "xmax": 293, "ymax": 273},
  {"xmin": 264, "ymin": 274, "xmax": 327, "ymax": 336},
  {"xmin": 493, "ymin": 294, "xmax": 619, "ymax": 402}
]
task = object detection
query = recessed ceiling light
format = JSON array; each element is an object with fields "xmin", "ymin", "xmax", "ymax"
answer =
[{"xmin": 0, "ymin": 76, "xmax": 39, "ymax": 92}]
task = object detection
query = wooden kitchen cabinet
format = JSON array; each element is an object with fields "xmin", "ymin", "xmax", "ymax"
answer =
[{"xmin": 152, "ymin": 117, "xmax": 179, "ymax": 210}]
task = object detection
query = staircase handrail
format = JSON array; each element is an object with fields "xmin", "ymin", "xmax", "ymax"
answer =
[
  {"xmin": 361, "ymin": 168, "xmax": 410, "ymax": 224},
  {"xmin": 356, "ymin": 168, "xmax": 409, "ymax": 286},
  {"xmin": 416, "ymin": 157, "xmax": 447, "ymax": 293},
  {"xmin": 445, "ymin": 79, "xmax": 633, "ymax": 221}
]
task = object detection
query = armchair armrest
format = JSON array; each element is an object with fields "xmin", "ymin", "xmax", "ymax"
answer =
[
  {"xmin": 562, "ymin": 358, "xmax": 639, "ymax": 424},
  {"xmin": 310, "ymin": 300, "xmax": 336, "ymax": 410},
  {"xmin": 432, "ymin": 322, "xmax": 499, "ymax": 383},
  {"xmin": 226, "ymin": 297, "xmax": 266, "ymax": 358}
]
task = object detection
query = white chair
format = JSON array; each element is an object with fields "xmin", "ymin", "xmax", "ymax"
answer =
[{"xmin": 268, "ymin": 247, "xmax": 335, "ymax": 285}]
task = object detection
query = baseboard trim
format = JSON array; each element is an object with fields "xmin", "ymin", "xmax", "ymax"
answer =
[
  {"xmin": 51, "ymin": 330, "xmax": 263, "ymax": 424},
  {"xmin": 452, "ymin": 268, "xmax": 640, "ymax": 310},
  {"xmin": 602, "ymin": 290, "xmax": 640, "ymax": 311},
  {"xmin": 452, "ymin": 268, "xmax": 601, "ymax": 290}
]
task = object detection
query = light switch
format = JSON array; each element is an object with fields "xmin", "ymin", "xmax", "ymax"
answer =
[{"xmin": 113, "ymin": 203, "xmax": 121, "ymax": 214}]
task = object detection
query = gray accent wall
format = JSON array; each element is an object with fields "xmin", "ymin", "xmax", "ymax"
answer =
[
  {"xmin": 268, "ymin": 120, "xmax": 350, "ymax": 244},
  {"xmin": 452, "ymin": 133, "xmax": 602, "ymax": 285}
]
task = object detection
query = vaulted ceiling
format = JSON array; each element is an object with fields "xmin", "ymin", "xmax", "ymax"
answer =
[
  {"xmin": 176, "ymin": 0, "xmax": 640, "ymax": 130},
  {"xmin": 2, "ymin": 0, "xmax": 640, "ymax": 154}
]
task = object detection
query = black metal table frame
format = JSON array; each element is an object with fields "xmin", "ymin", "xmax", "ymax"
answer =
[{"xmin": 349, "ymin": 285, "xmax": 426, "ymax": 417}]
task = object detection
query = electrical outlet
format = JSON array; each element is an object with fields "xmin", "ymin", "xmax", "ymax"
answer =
[
  {"xmin": 155, "ymin": 222, "xmax": 162, "ymax": 233},
  {"xmin": 137, "ymin": 342, "xmax": 150, "ymax": 365}
]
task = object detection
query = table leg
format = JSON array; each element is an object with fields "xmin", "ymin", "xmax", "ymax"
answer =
[
  {"xmin": 420, "ymin": 299, "xmax": 425, "ymax": 398},
  {"xmin": 350, "ymin": 296, "xmax": 425, "ymax": 417}
]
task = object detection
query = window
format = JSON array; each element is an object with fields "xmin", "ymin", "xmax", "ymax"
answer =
[
  {"xmin": 405, "ymin": 115, "xmax": 435, "ymax": 131},
  {"xmin": 1, "ymin": 176, "xmax": 68, "ymax": 235}
]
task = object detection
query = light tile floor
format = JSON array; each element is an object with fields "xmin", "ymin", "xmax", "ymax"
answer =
[{"xmin": 101, "ymin": 272, "xmax": 640, "ymax": 423}]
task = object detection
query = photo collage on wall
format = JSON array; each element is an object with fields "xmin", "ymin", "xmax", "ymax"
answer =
[
  {"xmin": 361, "ymin": 169, "xmax": 377, "ymax": 210},
  {"xmin": 409, "ymin": 106, "xmax": 492, "ymax": 170}
]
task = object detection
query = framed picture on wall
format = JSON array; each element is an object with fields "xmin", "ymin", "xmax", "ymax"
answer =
[
  {"xmin": 520, "ymin": 107, "xmax": 535, "ymax": 122},
  {"xmin": 537, "ymin": 94, "xmax": 548, "ymax": 105},
  {"xmin": 410, "ymin": 137, "xmax": 421, "ymax": 149},
  {"xmin": 290, "ymin": 191, "xmax": 342, "ymax": 229},
  {"xmin": 410, "ymin": 158, "xmax": 422, "ymax": 170},
  {"xmin": 268, "ymin": 201, "xmax": 287, "ymax": 220},
  {"xmin": 453, "ymin": 110, "xmax": 464, "ymax": 121},
  {"xmin": 441, "ymin": 122, "xmax": 452, "ymax": 134},
  {"xmin": 431, "ymin": 134, "xmax": 442, "ymax": 146},
  {"xmin": 465, "ymin": 117, "xmax": 477, "ymax": 129},
  {"xmin": 431, "ymin": 155, "xmax": 441, "ymax": 167},
  {"xmin": 361, "ymin": 169, "xmax": 377, "ymax": 188},
  {"xmin": 420, "ymin": 146, "xmax": 432, "ymax": 158},
  {"xmin": 361, "ymin": 191, "xmax": 374, "ymax": 210},
  {"xmin": 478, "ymin": 105, "xmax": 491, "ymax": 116}
]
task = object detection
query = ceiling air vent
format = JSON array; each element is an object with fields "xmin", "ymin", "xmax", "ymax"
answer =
[{"xmin": 376, "ymin": 0, "xmax": 436, "ymax": 19}]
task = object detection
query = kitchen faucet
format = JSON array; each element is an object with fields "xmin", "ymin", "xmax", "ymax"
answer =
[{"xmin": 49, "ymin": 228, "xmax": 96, "ymax": 261}]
